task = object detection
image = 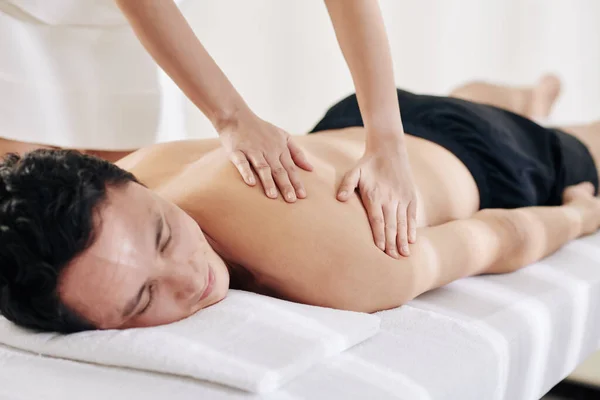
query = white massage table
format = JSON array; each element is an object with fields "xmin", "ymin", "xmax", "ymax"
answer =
[{"xmin": 1, "ymin": 231, "xmax": 599, "ymax": 400}]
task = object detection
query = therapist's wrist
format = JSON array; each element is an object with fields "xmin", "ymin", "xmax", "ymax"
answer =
[
  {"xmin": 365, "ymin": 127, "xmax": 406, "ymax": 152},
  {"xmin": 212, "ymin": 103, "xmax": 254, "ymax": 135}
]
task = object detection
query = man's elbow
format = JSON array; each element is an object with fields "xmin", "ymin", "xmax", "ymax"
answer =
[
  {"xmin": 323, "ymin": 287, "xmax": 413, "ymax": 314},
  {"xmin": 314, "ymin": 262, "xmax": 418, "ymax": 313}
]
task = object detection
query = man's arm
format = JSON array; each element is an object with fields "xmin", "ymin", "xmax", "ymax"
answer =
[
  {"xmin": 195, "ymin": 155, "xmax": 596, "ymax": 314},
  {"xmin": 332, "ymin": 198, "xmax": 592, "ymax": 313}
]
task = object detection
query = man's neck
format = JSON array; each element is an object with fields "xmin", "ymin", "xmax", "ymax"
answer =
[{"xmin": 205, "ymin": 232, "xmax": 254, "ymax": 290}]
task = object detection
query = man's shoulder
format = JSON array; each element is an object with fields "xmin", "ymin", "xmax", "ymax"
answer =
[{"xmin": 115, "ymin": 139, "xmax": 222, "ymax": 189}]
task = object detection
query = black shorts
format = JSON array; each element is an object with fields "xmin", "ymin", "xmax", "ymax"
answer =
[{"xmin": 310, "ymin": 89, "xmax": 599, "ymax": 209}]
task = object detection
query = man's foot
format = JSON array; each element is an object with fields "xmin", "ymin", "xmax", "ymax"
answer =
[
  {"xmin": 449, "ymin": 75, "xmax": 562, "ymax": 119},
  {"xmin": 528, "ymin": 74, "xmax": 562, "ymax": 120}
]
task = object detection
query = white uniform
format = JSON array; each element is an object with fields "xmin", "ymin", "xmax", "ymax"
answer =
[{"xmin": 0, "ymin": 0, "xmax": 187, "ymax": 150}]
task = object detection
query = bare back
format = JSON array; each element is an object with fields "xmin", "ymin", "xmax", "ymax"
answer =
[{"xmin": 117, "ymin": 128, "xmax": 480, "ymax": 307}]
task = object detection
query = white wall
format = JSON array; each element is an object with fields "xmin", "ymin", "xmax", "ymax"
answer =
[{"xmin": 166, "ymin": 0, "xmax": 600, "ymax": 140}]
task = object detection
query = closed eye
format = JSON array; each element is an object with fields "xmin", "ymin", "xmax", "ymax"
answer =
[
  {"xmin": 161, "ymin": 221, "xmax": 172, "ymax": 252},
  {"xmin": 138, "ymin": 284, "xmax": 155, "ymax": 315}
]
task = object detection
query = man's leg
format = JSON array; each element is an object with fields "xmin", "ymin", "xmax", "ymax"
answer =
[{"xmin": 449, "ymin": 74, "xmax": 561, "ymax": 119}]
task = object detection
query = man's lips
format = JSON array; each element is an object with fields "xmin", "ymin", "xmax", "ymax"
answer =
[{"xmin": 199, "ymin": 265, "xmax": 214, "ymax": 302}]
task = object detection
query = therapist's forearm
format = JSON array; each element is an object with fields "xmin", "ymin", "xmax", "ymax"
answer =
[
  {"xmin": 115, "ymin": 0, "xmax": 249, "ymax": 131},
  {"xmin": 324, "ymin": 0, "xmax": 404, "ymax": 147}
]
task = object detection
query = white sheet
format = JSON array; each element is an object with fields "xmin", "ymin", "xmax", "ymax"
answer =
[{"xmin": 1, "ymin": 231, "xmax": 599, "ymax": 400}]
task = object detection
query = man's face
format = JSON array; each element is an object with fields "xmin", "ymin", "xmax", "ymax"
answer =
[{"xmin": 58, "ymin": 182, "xmax": 230, "ymax": 329}]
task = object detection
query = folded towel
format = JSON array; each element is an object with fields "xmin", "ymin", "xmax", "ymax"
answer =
[{"xmin": 0, "ymin": 290, "xmax": 380, "ymax": 393}]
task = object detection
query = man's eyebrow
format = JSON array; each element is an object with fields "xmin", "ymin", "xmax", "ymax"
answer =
[
  {"xmin": 155, "ymin": 213, "xmax": 163, "ymax": 251},
  {"xmin": 122, "ymin": 285, "xmax": 146, "ymax": 318}
]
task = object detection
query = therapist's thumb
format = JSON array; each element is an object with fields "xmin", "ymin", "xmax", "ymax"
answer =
[{"xmin": 337, "ymin": 168, "xmax": 360, "ymax": 202}]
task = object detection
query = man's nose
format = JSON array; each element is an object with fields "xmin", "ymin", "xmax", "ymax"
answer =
[{"xmin": 165, "ymin": 263, "xmax": 201, "ymax": 302}]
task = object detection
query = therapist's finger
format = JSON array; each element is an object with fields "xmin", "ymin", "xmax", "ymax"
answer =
[
  {"xmin": 229, "ymin": 150, "xmax": 256, "ymax": 186},
  {"xmin": 281, "ymin": 152, "xmax": 306, "ymax": 199},
  {"xmin": 363, "ymin": 192, "xmax": 385, "ymax": 251},
  {"xmin": 337, "ymin": 168, "xmax": 360, "ymax": 201},
  {"xmin": 268, "ymin": 156, "xmax": 297, "ymax": 203},
  {"xmin": 396, "ymin": 203, "xmax": 410, "ymax": 257},
  {"xmin": 288, "ymin": 139, "xmax": 313, "ymax": 171},
  {"xmin": 247, "ymin": 152, "xmax": 277, "ymax": 199},
  {"xmin": 383, "ymin": 203, "xmax": 400, "ymax": 259},
  {"xmin": 407, "ymin": 200, "xmax": 418, "ymax": 244}
]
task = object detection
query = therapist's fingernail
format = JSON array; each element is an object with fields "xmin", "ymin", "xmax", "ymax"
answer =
[
  {"xmin": 248, "ymin": 177, "xmax": 256, "ymax": 185},
  {"xmin": 377, "ymin": 242, "xmax": 385, "ymax": 251},
  {"xmin": 268, "ymin": 189, "xmax": 277, "ymax": 198},
  {"xmin": 390, "ymin": 250, "xmax": 399, "ymax": 258},
  {"xmin": 401, "ymin": 245, "xmax": 410, "ymax": 255},
  {"xmin": 297, "ymin": 188, "xmax": 306, "ymax": 198},
  {"xmin": 286, "ymin": 192, "xmax": 296, "ymax": 201},
  {"xmin": 339, "ymin": 191, "xmax": 347, "ymax": 199}
]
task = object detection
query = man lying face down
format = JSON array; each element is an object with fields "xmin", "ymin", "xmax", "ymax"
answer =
[{"xmin": 2, "ymin": 78, "xmax": 600, "ymax": 333}]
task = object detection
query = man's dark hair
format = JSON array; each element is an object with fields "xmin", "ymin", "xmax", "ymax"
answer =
[{"xmin": 0, "ymin": 149, "xmax": 138, "ymax": 333}]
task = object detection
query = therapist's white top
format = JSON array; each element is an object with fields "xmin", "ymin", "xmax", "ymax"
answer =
[{"xmin": 0, "ymin": 0, "xmax": 188, "ymax": 150}]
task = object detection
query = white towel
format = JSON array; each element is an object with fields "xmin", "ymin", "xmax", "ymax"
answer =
[{"xmin": 0, "ymin": 290, "xmax": 380, "ymax": 393}]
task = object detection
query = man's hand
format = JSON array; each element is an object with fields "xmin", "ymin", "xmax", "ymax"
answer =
[
  {"xmin": 562, "ymin": 182, "xmax": 600, "ymax": 236},
  {"xmin": 337, "ymin": 137, "xmax": 417, "ymax": 258},
  {"xmin": 218, "ymin": 110, "xmax": 313, "ymax": 202}
]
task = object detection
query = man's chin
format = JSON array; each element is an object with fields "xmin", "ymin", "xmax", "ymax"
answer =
[
  {"xmin": 212, "ymin": 270, "xmax": 230, "ymax": 304},
  {"xmin": 209, "ymin": 291, "xmax": 228, "ymax": 307}
]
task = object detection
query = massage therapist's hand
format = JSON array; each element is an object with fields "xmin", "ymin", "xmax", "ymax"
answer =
[
  {"xmin": 337, "ymin": 136, "xmax": 417, "ymax": 258},
  {"xmin": 218, "ymin": 109, "xmax": 314, "ymax": 202}
]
